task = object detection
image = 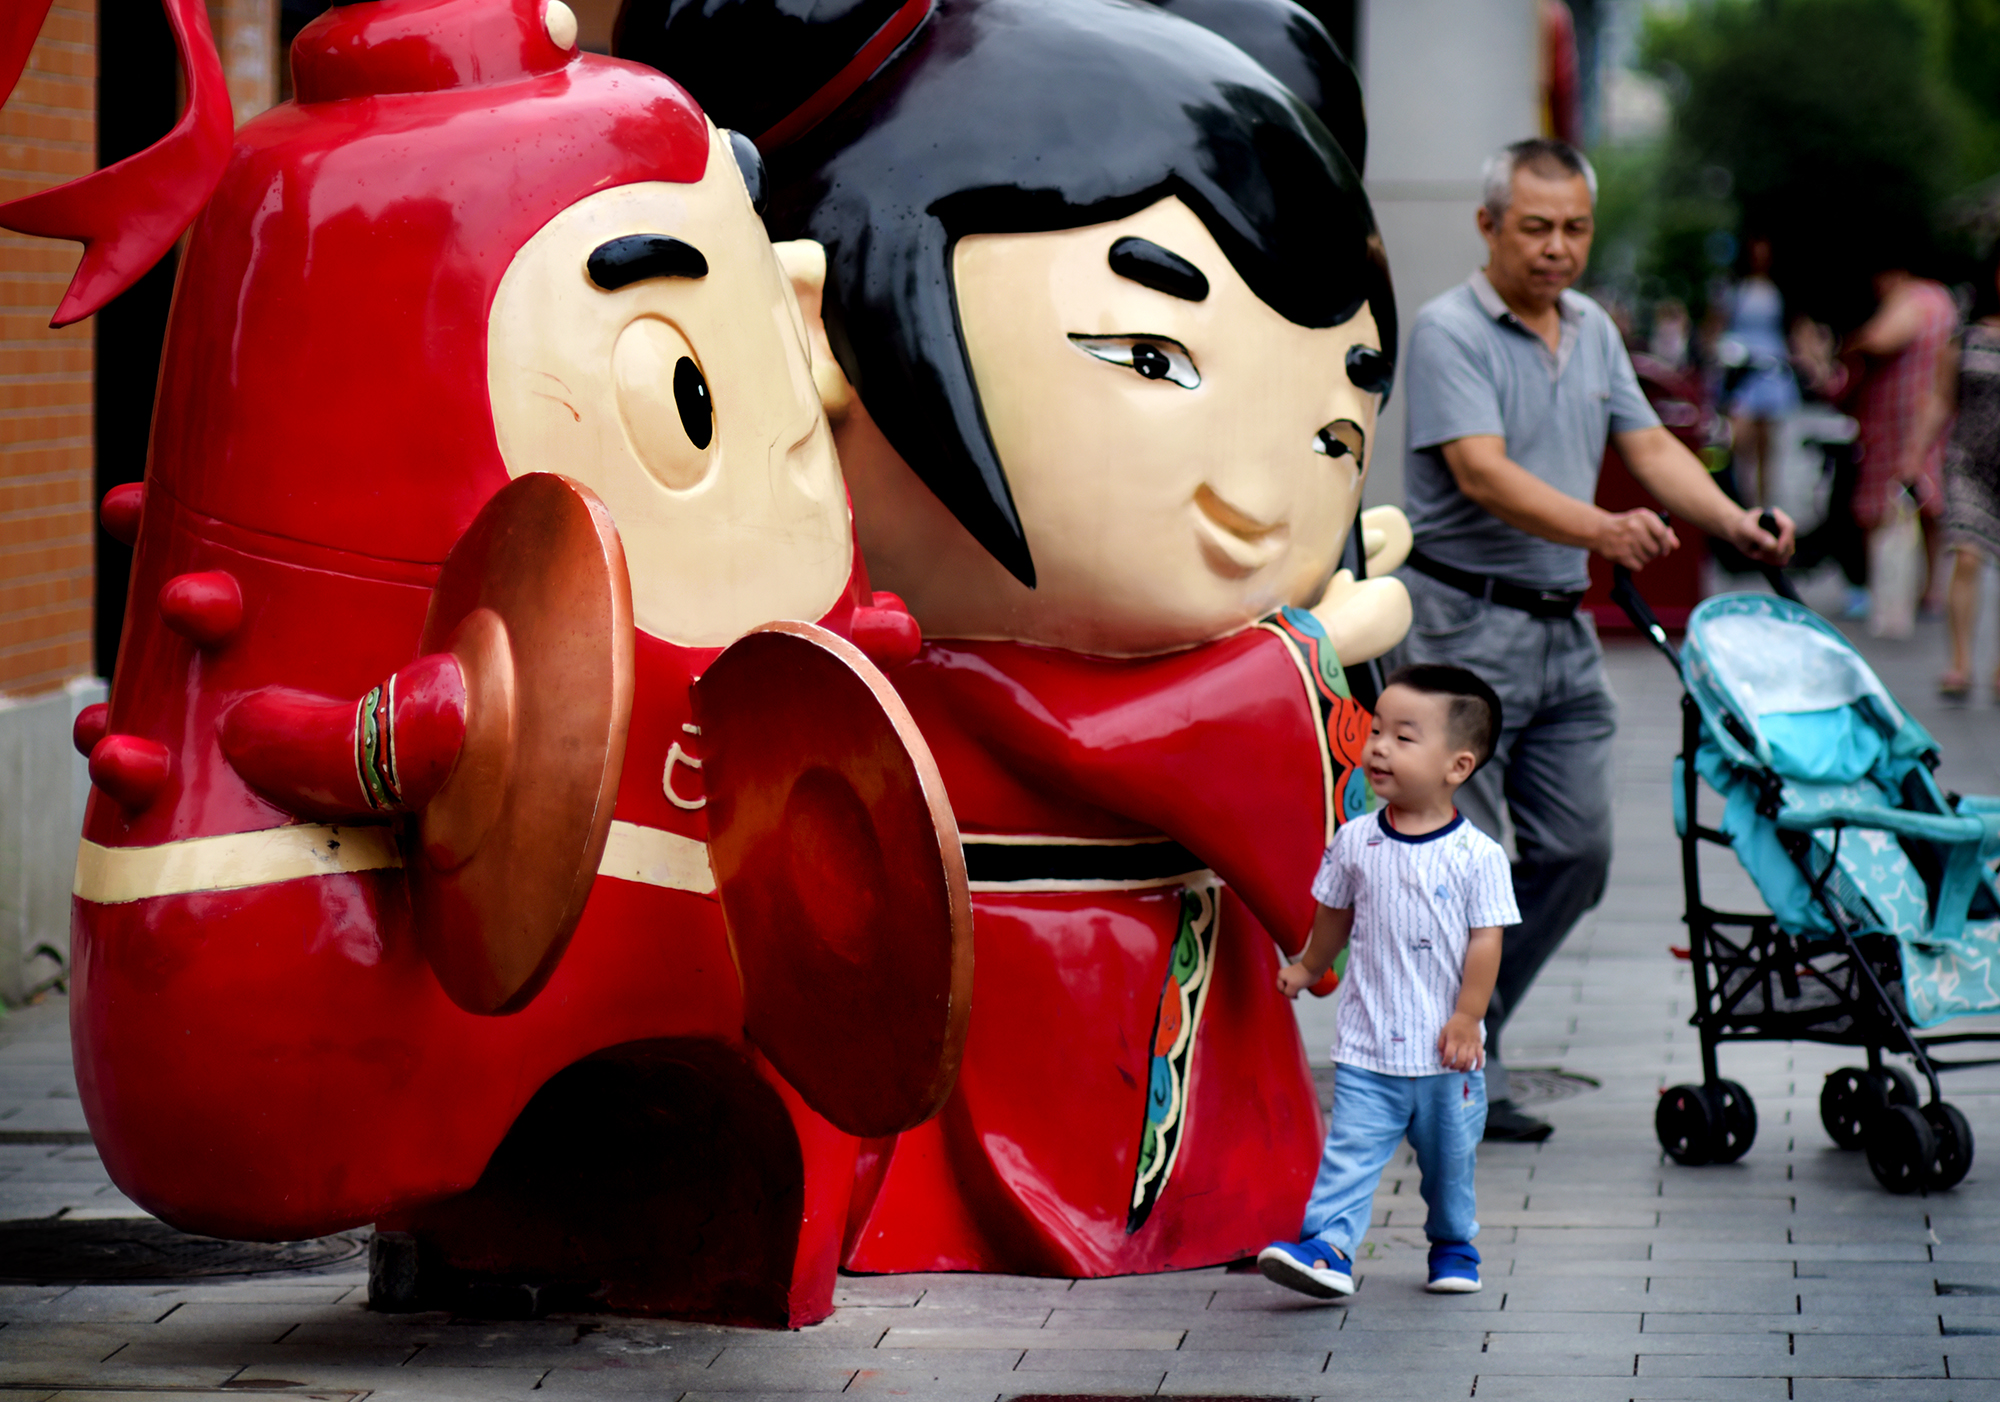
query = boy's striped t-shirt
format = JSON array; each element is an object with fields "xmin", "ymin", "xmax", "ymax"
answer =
[{"xmin": 1310, "ymin": 808, "xmax": 1519, "ymax": 1077}]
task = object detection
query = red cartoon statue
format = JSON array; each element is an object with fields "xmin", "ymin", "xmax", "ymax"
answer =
[
  {"xmin": 618, "ymin": 0, "xmax": 1413, "ymax": 1274},
  {"xmin": 2, "ymin": 0, "xmax": 970, "ymax": 1325}
]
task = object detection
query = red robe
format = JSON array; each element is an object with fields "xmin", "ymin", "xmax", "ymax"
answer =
[{"xmin": 844, "ymin": 610, "xmax": 1372, "ymax": 1275}]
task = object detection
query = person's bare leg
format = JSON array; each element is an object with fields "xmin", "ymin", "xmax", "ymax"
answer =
[
  {"xmin": 1942, "ymin": 545, "xmax": 1980, "ymax": 694},
  {"xmin": 1731, "ymin": 413, "xmax": 1763, "ymax": 505},
  {"xmin": 1751, "ymin": 417, "xmax": 1773, "ymax": 507},
  {"xmin": 1922, "ymin": 513, "xmax": 1947, "ymax": 614}
]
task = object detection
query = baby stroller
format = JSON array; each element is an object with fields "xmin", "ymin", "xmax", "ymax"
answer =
[{"xmin": 1614, "ymin": 558, "xmax": 2000, "ymax": 1193}]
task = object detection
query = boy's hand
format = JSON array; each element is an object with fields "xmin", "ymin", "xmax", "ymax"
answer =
[
  {"xmin": 1277, "ymin": 961, "xmax": 1316, "ymax": 1000},
  {"xmin": 1437, "ymin": 1013, "xmax": 1485, "ymax": 1071}
]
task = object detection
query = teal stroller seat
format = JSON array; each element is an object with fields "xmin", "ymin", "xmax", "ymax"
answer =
[{"xmin": 1619, "ymin": 586, "xmax": 2000, "ymax": 1193}]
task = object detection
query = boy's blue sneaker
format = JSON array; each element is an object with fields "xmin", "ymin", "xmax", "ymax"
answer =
[
  {"xmin": 1256, "ymin": 1238, "xmax": 1353, "ymax": 1300},
  {"xmin": 1425, "ymin": 1241, "xmax": 1481, "ymax": 1293}
]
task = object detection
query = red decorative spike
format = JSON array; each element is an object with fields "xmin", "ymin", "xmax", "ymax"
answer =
[
  {"xmin": 72, "ymin": 702, "xmax": 109, "ymax": 757},
  {"xmin": 158, "ymin": 570, "xmax": 244, "ymax": 647},
  {"xmin": 0, "ymin": 0, "xmax": 231, "ymax": 326},
  {"xmin": 89, "ymin": 734, "xmax": 172, "ymax": 808},
  {"xmin": 849, "ymin": 590, "xmax": 922, "ymax": 668},
  {"xmin": 100, "ymin": 482, "xmax": 144, "ymax": 546}
]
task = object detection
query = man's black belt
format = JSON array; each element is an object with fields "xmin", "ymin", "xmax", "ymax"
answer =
[{"xmin": 1407, "ymin": 549, "xmax": 1586, "ymax": 620}]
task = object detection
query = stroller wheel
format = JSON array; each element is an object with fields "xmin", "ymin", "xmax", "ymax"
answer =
[
  {"xmin": 1821, "ymin": 1068, "xmax": 1888, "ymax": 1150},
  {"xmin": 1923, "ymin": 1102, "xmax": 1975, "ymax": 1191},
  {"xmin": 1707, "ymin": 1080, "xmax": 1758, "ymax": 1164},
  {"xmin": 1657, "ymin": 1084, "xmax": 1717, "ymax": 1165},
  {"xmin": 1865, "ymin": 1104, "xmax": 1937, "ymax": 1193},
  {"xmin": 1879, "ymin": 1066, "xmax": 1920, "ymax": 1109}
]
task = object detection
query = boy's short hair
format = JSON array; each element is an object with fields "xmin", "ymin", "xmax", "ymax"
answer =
[{"xmin": 1383, "ymin": 664, "xmax": 1503, "ymax": 769}]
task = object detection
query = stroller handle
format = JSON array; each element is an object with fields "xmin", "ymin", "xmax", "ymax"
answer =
[
  {"xmin": 1611, "ymin": 509, "xmax": 1802, "ymax": 673},
  {"xmin": 1754, "ymin": 510, "xmax": 1804, "ymax": 605},
  {"xmin": 1610, "ymin": 565, "xmax": 1683, "ymax": 674}
]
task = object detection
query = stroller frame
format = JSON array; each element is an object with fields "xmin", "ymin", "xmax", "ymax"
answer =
[{"xmin": 1617, "ymin": 563, "xmax": 2000, "ymax": 1192}]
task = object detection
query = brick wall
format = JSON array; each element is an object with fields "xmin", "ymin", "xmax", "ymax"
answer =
[{"xmin": 0, "ymin": 3, "xmax": 95, "ymax": 696}]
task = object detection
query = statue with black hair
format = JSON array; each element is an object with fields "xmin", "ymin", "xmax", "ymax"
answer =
[{"xmin": 619, "ymin": 0, "xmax": 1415, "ymax": 1276}]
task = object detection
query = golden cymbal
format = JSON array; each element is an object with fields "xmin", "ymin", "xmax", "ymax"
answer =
[
  {"xmin": 410, "ymin": 473, "xmax": 635, "ymax": 1015},
  {"xmin": 695, "ymin": 622, "xmax": 972, "ymax": 1138}
]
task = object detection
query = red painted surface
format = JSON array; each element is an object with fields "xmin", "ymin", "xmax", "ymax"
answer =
[
  {"xmin": 157, "ymin": 570, "xmax": 244, "ymax": 647},
  {"xmin": 99, "ymin": 483, "xmax": 143, "ymax": 547},
  {"xmin": 71, "ymin": 703, "xmax": 108, "ymax": 758},
  {"xmin": 844, "ymin": 631, "xmax": 1340, "ymax": 1275},
  {"xmin": 86, "ymin": 734, "xmax": 172, "ymax": 809},
  {"xmin": 219, "ymin": 650, "xmax": 469, "ymax": 818},
  {"xmin": 64, "ymin": 0, "xmax": 922, "ymax": 1328}
]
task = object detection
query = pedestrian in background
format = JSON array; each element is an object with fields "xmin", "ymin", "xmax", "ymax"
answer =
[
  {"xmin": 1396, "ymin": 138, "xmax": 1795, "ymax": 1142},
  {"xmin": 1718, "ymin": 236, "xmax": 1800, "ymax": 508},
  {"xmin": 1922, "ymin": 244, "xmax": 2000, "ymax": 699},
  {"xmin": 1812, "ymin": 255, "xmax": 1959, "ymax": 617}
]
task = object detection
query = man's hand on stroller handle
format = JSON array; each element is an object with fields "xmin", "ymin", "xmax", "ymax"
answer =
[
  {"xmin": 1596, "ymin": 509, "xmax": 1679, "ymax": 570},
  {"xmin": 1725, "ymin": 505, "xmax": 1796, "ymax": 566},
  {"xmin": 1614, "ymin": 425, "xmax": 1796, "ymax": 568}
]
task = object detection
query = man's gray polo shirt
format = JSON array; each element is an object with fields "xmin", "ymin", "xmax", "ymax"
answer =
[{"xmin": 1403, "ymin": 272, "xmax": 1658, "ymax": 591}]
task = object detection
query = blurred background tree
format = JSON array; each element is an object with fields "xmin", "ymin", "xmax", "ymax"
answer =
[{"xmin": 1592, "ymin": 0, "xmax": 2000, "ymax": 332}]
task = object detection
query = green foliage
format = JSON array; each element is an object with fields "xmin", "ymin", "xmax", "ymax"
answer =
[
  {"xmin": 1613, "ymin": 0, "xmax": 2000, "ymax": 327},
  {"xmin": 1943, "ymin": 0, "xmax": 2000, "ymax": 127}
]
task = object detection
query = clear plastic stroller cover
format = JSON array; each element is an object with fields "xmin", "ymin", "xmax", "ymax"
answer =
[
  {"xmin": 1697, "ymin": 610, "xmax": 1900, "ymax": 721},
  {"xmin": 1683, "ymin": 595, "xmax": 1934, "ymax": 772}
]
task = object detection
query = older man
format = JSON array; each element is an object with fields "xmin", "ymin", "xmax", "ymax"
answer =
[{"xmin": 1398, "ymin": 139, "xmax": 1794, "ymax": 1141}]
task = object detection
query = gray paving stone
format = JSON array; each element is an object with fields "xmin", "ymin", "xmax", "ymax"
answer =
[
  {"xmin": 1350, "ymin": 1310, "xmax": 1642, "ymax": 1334},
  {"xmin": 1007, "ymin": 1348, "xmax": 1189, "ymax": 1376},
  {"xmin": 879, "ymin": 1326, "xmax": 1183, "ymax": 1351},
  {"xmin": 680, "ymin": 1393, "xmax": 873, "ymax": 1402},
  {"xmin": 0, "ymin": 1355, "xmax": 237, "ymax": 1389},
  {"xmin": 1469, "ymin": 1380, "xmax": 1791, "ymax": 1401},
  {"xmin": 215, "ymin": 1365, "xmax": 550, "ymax": 1399},
  {"xmin": 853, "ymin": 1378, "xmax": 1035, "ymax": 1402},
  {"xmin": 1791, "ymin": 1385, "xmax": 1978, "ymax": 1402},
  {"xmin": 1639, "ymin": 1334, "xmax": 1949, "ymax": 1378},
  {"xmin": 1495, "ymin": 1258, "xmax": 1798, "ymax": 1279}
]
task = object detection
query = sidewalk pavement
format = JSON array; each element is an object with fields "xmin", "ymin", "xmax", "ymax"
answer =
[{"xmin": 3, "ymin": 610, "xmax": 1999, "ymax": 1401}]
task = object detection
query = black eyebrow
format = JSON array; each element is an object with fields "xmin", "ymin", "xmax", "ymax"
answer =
[
  {"xmin": 1107, "ymin": 237, "xmax": 1209, "ymax": 302},
  {"xmin": 586, "ymin": 235, "xmax": 709, "ymax": 291}
]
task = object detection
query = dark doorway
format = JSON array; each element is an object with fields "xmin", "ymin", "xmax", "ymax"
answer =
[{"xmin": 92, "ymin": 0, "xmax": 182, "ymax": 678}]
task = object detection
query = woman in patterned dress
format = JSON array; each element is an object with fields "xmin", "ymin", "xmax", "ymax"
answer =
[{"xmin": 1933, "ymin": 248, "xmax": 2000, "ymax": 698}]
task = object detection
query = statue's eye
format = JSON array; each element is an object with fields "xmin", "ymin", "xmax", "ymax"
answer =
[
  {"xmin": 1068, "ymin": 334, "xmax": 1200, "ymax": 389},
  {"xmin": 1315, "ymin": 419, "xmax": 1366, "ymax": 463},
  {"xmin": 612, "ymin": 318, "xmax": 716, "ymax": 491},
  {"xmin": 674, "ymin": 357, "xmax": 713, "ymax": 449}
]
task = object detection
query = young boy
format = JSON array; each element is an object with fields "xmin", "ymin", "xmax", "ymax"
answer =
[{"xmin": 1259, "ymin": 664, "xmax": 1519, "ymax": 1299}]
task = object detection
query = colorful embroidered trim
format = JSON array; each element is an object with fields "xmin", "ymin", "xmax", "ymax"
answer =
[
  {"xmin": 1259, "ymin": 606, "xmax": 1375, "ymax": 831},
  {"xmin": 1127, "ymin": 882, "xmax": 1219, "ymax": 1233},
  {"xmin": 353, "ymin": 679, "xmax": 399, "ymax": 811}
]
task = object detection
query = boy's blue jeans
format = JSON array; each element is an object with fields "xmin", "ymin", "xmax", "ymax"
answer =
[{"xmin": 1300, "ymin": 1062, "xmax": 1486, "ymax": 1255}]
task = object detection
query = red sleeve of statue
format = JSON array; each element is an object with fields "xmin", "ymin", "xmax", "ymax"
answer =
[{"xmin": 904, "ymin": 614, "xmax": 1371, "ymax": 956}]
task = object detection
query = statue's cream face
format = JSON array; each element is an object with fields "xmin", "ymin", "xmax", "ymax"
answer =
[
  {"xmin": 487, "ymin": 126, "xmax": 851, "ymax": 648},
  {"xmin": 934, "ymin": 196, "xmax": 1381, "ymax": 654}
]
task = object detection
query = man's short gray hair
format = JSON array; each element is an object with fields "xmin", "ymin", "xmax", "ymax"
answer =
[{"xmin": 1481, "ymin": 138, "xmax": 1597, "ymax": 222}]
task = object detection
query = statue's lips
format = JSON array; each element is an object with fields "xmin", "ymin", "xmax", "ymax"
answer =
[{"xmin": 1192, "ymin": 483, "xmax": 1286, "ymax": 578}]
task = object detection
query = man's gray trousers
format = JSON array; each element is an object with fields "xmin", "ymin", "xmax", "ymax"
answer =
[{"xmin": 1397, "ymin": 569, "xmax": 1617, "ymax": 1103}]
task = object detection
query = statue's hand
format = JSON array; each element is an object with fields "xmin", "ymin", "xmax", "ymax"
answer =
[
  {"xmin": 1310, "ymin": 572, "xmax": 1411, "ymax": 667},
  {"xmin": 1358, "ymin": 504, "xmax": 1412, "ymax": 577}
]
